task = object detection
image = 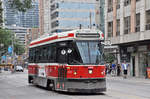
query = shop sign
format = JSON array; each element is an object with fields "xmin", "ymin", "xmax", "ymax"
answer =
[{"xmin": 138, "ymin": 46, "xmax": 147, "ymax": 51}]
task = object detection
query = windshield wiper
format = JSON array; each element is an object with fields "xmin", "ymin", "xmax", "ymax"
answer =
[{"xmin": 72, "ymin": 59, "xmax": 83, "ymax": 65}]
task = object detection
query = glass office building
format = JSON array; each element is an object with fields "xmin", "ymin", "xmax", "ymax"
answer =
[
  {"xmin": 19, "ymin": 0, "xmax": 39, "ymax": 28},
  {"xmin": 2, "ymin": 0, "xmax": 39, "ymax": 28},
  {"xmin": 50, "ymin": 0, "xmax": 97, "ymax": 33}
]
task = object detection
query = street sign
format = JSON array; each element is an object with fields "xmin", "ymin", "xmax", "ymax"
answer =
[
  {"xmin": 2, "ymin": 55, "xmax": 6, "ymax": 60},
  {"xmin": 8, "ymin": 46, "xmax": 13, "ymax": 54}
]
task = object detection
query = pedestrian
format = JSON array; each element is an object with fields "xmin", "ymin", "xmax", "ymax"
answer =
[
  {"xmin": 108, "ymin": 63, "xmax": 112, "ymax": 74},
  {"xmin": 117, "ymin": 64, "xmax": 121, "ymax": 76},
  {"xmin": 121, "ymin": 61, "xmax": 129, "ymax": 79},
  {"xmin": 105, "ymin": 63, "xmax": 108, "ymax": 75},
  {"xmin": 111, "ymin": 63, "xmax": 116, "ymax": 76}
]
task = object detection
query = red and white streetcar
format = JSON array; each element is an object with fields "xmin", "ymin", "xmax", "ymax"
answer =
[{"xmin": 28, "ymin": 29, "xmax": 106, "ymax": 93}]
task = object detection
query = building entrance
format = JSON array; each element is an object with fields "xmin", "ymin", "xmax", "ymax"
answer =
[
  {"xmin": 132, "ymin": 56, "xmax": 135, "ymax": 77},
  {"xmin": 139, "ymin": 52, "xmax": 148, "ymax": 78}
]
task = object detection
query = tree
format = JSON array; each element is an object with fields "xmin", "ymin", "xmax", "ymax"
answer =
[
  {"xmin": 0, "ymin": 28, "xmax": 25, "ymax": 56},
  {"xmin": 104, "ymin": 53, "xmax": 116, "ymax": 64},
  {"xmin": 14, "ymin": 39, "xmax": 25, "ymax": 55},
  {"xmin": 0, "ymin": 29, "xmax": 12, "ymax": 55},
  {"xmin": 0, "ymin": 0, "xmax": 3, "ymax": 27},
  {"xmin": 9, "ymin": 0, "xmax": 32, "ymax": 12}
]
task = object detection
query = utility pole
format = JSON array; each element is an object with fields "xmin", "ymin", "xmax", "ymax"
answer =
[
  {"xmin": 89, "ymin": 12, "xmax": 92, "ymax": 29},
  {"xmin": 99, "ymin": 0, "xmax": 105, "ymax": 33},
  {"xmin": 11, "ymin": 32, "xmax": 15, "ymax": 73}
]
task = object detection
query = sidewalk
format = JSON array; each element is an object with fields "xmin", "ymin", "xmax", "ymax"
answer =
[
  {"xmin": 106, "ymin": 74, "xmax": 150, "ymax": 84},
  {"xmin": 0, "ymin": 70, "xmax": 12, "ymax": 76}
]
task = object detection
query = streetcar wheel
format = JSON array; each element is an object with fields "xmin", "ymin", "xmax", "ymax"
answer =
[
  {"xmin": 47, "ymin": 80, "xmax": 55, "ymax": 91},
  {"xmin": 28, "ymin": 76, "xmax": 33, "ymax": 83}
]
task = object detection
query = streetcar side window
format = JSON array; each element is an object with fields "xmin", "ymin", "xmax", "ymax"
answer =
[
  {"xmin": 29, "ymin": 43, "xmax": 57, "ymax": 63},
  {"xmin": 35, "ymin": 48, "xmax": 40, "ymax": 63},
  {"xmin": 32, "ymin": 48, "xmax": 36, "ymax": 63},
  {"xmin": 29, "ymin": 48, "xmax": 36, "ymax": 63},
  {"xmin": 42, "ymin": 47, "xmax": 48, "ymax": 62},
  {"xmin": 47, "ymin": 44, "xmax": 56, "ymax": 62},
  {"xmin": 29, "ymin": 49, "xmax": 33, "ymax": 63},
  {"xmin": 38, "ymin": 47, "xmax": 42, "ymax": 62}
]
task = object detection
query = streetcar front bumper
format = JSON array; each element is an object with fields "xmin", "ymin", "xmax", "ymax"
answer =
[{"xmin": 65, "ymin": 78, "xmax": 106, "ymax": 93}]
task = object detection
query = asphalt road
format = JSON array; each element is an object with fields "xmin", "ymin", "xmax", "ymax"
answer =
[{"xmin": 0, "ymin": 70, "xmax": 150, "ymax": 99}]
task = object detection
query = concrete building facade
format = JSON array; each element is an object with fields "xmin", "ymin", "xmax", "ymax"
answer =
[
  {"xmin": 39, "ymin": 0, "xmax": 45, "ymax": 36},
  {"xmin": 39, "ymin": 0, "xmax": 100, "ymax": 34},
  {"xmin": 105, "ymin": 0, "xmax": 150, "ymax": 78},
  {"xmin": 5, "ymin": 26, "xmax": 27, "ymax": 45},
  {"xmin": 25, "ymin": 28, "xmax": 40, "ymax": 59}
]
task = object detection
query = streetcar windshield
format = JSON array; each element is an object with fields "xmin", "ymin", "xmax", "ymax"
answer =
[{"xmin": 76, "ymin": 41, "xmax": 104, "ymax": 65}]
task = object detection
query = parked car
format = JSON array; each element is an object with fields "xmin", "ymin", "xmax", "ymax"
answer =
[{"xmin": 15, "ymin": 66, "xmax": 24, "ymax": 72}]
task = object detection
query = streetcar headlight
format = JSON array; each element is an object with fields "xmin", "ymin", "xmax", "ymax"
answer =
[
  {"xmin": 88, "ymin": 69, "xmax": 93, "ymax": 74},
  {"xmin": 101, "ymin": 70, "xmax": 105, "ymax": 75},
  {"xmin": 101, "ymin": 71, "xmax": 104, "ymax": 75},
  {"xmin": 74, "ymin": 71, "xmax": 77, "ymax": 75}
]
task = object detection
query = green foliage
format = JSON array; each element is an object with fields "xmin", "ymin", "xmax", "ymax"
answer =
[
  {"xmin": 9, "ymin": 0, "xmax": 32, "ymax": 12},
  {"xmin": 14, "ymin": 39, "xmax": 25, "ymax": 55},
  {"xmin": 0, "ymin": 29, "xmax": 12, "ymax": 54},
  {"xmin": 0, "ymin": 1, "xmax": 3, "ymax": 27},
  {"xmin": 0, "ymin": 28, "xmax": 25, "ymax": 55},
  {"xmin": 104, "ymin": 53, "xmax": 116, "ymax": 63}
]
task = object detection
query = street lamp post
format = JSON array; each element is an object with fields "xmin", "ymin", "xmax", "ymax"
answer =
[
  {"xmin": 0, "ymin": 43, "xmax": 4, "ymax": 62},
  {"xmin": 0, "ymin": 43, "xmax": 4, "ymax": 73},
  {"xmin": 11, "ymin": 32, "xmax": 15, "ymax": 73}
]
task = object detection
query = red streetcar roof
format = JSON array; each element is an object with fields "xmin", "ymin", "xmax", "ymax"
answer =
[
  {"xmin": 29, "ymin": 29, "xmax": 104, "ymax": 48},
  {"xmin": 30, "ymin": 33, "xmax": 74, "ymax": 47}
]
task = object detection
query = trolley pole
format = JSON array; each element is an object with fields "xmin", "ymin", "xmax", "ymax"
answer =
[{"xmin": 89, "ymin": 12, "xmax": 92, "ymax": 29}]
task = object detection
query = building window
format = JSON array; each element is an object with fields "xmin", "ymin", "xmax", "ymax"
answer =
[
  {"xmin": 116, "ymin": 0, "xmax": 120, "ymax": 9},
  {"xmin": 146, "ymin": 10, "xmax": 150, "ymax": 30},
  {"xmin": 135, "ymin": 13, "xmax": 140, "ymax": 32},
  {"xmin": 108, "ymin": 21, "xmax": 113, "ymax": 37},
  {"xmin": 51, "ymin": 3, "xmax": 59, "ymax": 12},
  {"xmin": 136, "ymin": 0, "xmax": 140, "ymax": 2},
  {"xmin": 51, "ymin": 0, "xmax": 54, "ymax": 3},
  {"xmin": 108, "ymin": 0, "xmax": 113, "ymax": 12},
  {"xmin": 116, "ymin": 19, "xmax": 120, "ymax": 36},
  {"xmin": 124, "ymin": 0, "xmax": 131, "ymax": 6},
  {"xmin": 51, "ymin": 11, "xmax": 58, "ymax": 20},
  {"xmin": 51, "ymin": 20, "xmax": 59, "ymax": 28},
  {"xmin": 124, "ymin": 16, "xmax": 131, "ymax": 34}
]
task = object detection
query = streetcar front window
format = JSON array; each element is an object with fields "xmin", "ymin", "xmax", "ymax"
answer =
[{"xmin": 76, "ymin": 41, "xmax": 104, "ymax": 65}]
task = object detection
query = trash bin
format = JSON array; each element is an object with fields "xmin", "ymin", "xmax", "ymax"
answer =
[{"xmin": 147, "ymin": 67, "xmax": 150, "ymax": 79}]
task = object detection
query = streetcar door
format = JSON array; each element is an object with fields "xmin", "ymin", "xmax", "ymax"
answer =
[{"xmin": 56, "ymin": 47, "xmax": 68, "ymax": 90}]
